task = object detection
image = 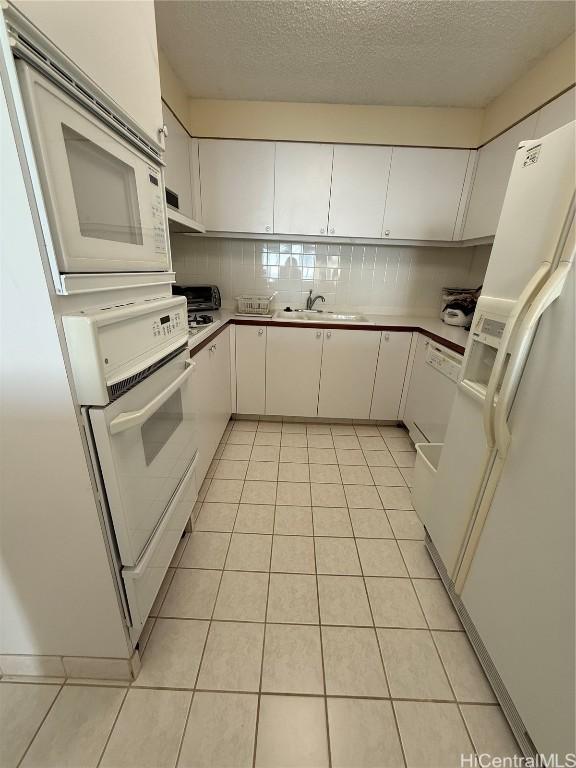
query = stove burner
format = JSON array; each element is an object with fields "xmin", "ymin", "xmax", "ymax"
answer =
[{"xmin": 188, "ymin": 310, "xmax": 215, "ymax": 336}]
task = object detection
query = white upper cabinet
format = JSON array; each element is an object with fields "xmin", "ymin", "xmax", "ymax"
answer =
[
  {"xmin": 162, "ymin": 105, "xmax": 193, "ymax": 220},
  {"xmin": 317, "ymin": 329, "xmax": 381, "ymax": 419},
  {"xmin": 383, "ymin": 147, "xmax": 471, "ymax": 241},
  {"xmin": 13, "ymin": 0, "xmax": 163, "ymax": 143},
  {"xmin": 463, "ymin": 114, "xmax": 537, "ymax": 240},
  {"xmin": 274, "ymin": 143, "xmax": 334, "ymax": 236},
  {"xmin": 533, "ymin": 88, "xmax": 575, "ymax": 136},
  {"xmin": 328, "ymin": 145, "xmax": 392, "ymax": 238},
  {"xmin": 199, "ymin": 140, "xmax": 275, "ymax": 233}
]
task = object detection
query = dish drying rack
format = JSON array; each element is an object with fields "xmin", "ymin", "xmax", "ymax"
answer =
[{"xmin": 235, "ymin": 293, "xmax": 277, "ymax": 317}]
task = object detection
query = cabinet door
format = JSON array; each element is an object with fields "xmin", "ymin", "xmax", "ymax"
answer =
[
  {"xmin": 266, "ymin": 327, "xmax": 323, "ymax": 417},
  {"xmin": 328, "ymin": 145, "xmax": 392, "ymax": 238},
  {"xmin": 210, "ymin": 327, "xmax": 232, "ymax": 442},
  {"xmin": 463, "ymin": 114, "xmax": 537, "ymax": 240},
  {"xmin": 370, "ymin": 332, "xmax": 412, "ymax": 421},
  {"xmin": 14, "ymin": 0, "xmax": 163, "ymax": 142},
  {"xmin": 534, "ymin": 88, "xmax": 576, "ymax": 136},
  {"xmin": 274, "ymin": 143, "xmax": 333, "ymax": 236},
  {"xmin": 193, "ymin": 345, "xmax": 212, "ymax": 484},
  {"xmin": 162, "ymin": 105, "xmax": 193, "ymax": 219},
  {"xmin": 236, "ymin": 325, "xmax": 266, "ymax": 415},
  {"xmin": 194, "ymin": 328, "xmax": 232, "ymax": 483},
  {"xmin": 199, "ymin": 140, "xmax": 274, "ymax": 233},
  {"xmin": 318, "ymin": 330, "xmax": 380, "ymax": 419},
  {"xmin": 383, "ymin": 147, "xmax": 471, "ymax": 240}
]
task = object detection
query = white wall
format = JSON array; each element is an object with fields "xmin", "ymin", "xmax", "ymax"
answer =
[
  {"xmin": 0, "ymin": 27, "xmax": 130, "ymax": 661},
  {"xmin": 171, "ymin": 237, "xmax": 490, "ymax": 317}
]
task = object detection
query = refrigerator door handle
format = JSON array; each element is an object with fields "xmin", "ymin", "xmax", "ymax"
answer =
[
  {"xmin": 494, "ymin": 257, "xmax": 574, "ymax": 458},
  {"xmin": 482, "ymin": 262, "xmax": 551, "ymax": 446}
]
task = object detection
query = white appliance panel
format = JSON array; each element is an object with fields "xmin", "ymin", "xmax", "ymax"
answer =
[
  {"xmin": 482, "ymin": 123, "xmax": 575, "ymax": 302},
  {"xmin": 123, "ymin": 452, "xmax": 198, "ymax": 640},
  {"xmin": 89, "ymin": 350, "xmax": 198, "ymax": 567},
  {"xmin": 63, "ymin": 297, "xmax": 187, "ymax": 406},
  {"xmin": 17, "ymin": 61, "xmax": 169, "ymax": 273},
  {"xmin": 421, "ymin": 389, "xmax": 490, "ymax": 574},
  {"xmin": 461, "ymin": 265, "xmax": 575, "ymax": 757},
  {"xmin": 403, "ymin": 336, "xmax": 462, "ymax": 444}
]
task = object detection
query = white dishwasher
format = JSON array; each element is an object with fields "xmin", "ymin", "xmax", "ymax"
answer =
[{"xmin": 402, "ymin": 335, "xmax": 463, "ymax": 444}]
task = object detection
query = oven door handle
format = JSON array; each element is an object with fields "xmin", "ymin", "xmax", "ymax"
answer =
[{"xmin": 109, "ymin": 360, "xmax": 196, "ymax": 435}]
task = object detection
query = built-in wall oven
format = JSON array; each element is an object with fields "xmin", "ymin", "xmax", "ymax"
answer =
[
  {"xmin": 63, "ymin": 297, "xmax": 197, "ymax": 642},
  {"xmin": 16, "ymin": 60, "xmax": 169, "ymax": 274}
]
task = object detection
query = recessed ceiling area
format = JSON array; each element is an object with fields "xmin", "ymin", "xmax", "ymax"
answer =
[{"xmin": 155, "ymin": 0, "xmax": 574, "ymax": 108}]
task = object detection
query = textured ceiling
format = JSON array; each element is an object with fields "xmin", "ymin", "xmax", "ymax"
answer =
[{"xmin": 155, "ymin": 0, "xmax": 574, "ymax": 108}]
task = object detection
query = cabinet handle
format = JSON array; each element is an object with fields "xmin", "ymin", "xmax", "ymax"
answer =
[
  {"xmin": 320, "ymin": 228, "xmax": 325, "ymax": 234},
  {"xmin": 265, "ymin": 226, "xmax": 271, "ymax": 232},
  {"xmin": 384, "ymin": 332, "xmax": 390, "ymax": 341},
  {"xmin": 326, "ymin": 331, "xmax": 331, "ymax": 338},
  {"xmin": 384, "ymin": 229, "xmax": 390, "ymax": 237},
  {"xmin": 210, "ymin": 344, "xmax": 216, "ymax": 352},
  {"xmin": 159, "ymin": 124, "xmax": 168, "ymax": 138},
  {"xmin": 316, "ymin": 331, "xmax": 322, "ymax": 338},
  {"xmin": 258, "ymin": 328, "xmax": 264, "ymax": 336},
  {"xmin": 330, "ymin": 228, "xmax": 335, "ymax": 235}
]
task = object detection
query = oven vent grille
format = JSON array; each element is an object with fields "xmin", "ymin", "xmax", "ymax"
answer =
[{"xmin": 107, "ymin": 344, "xmax": 187, "ymax": 402}]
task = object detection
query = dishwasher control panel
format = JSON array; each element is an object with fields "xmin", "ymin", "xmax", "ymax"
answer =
[{"xmin": 425, "ymin": 343, "xmax": 462, "ymax": 383}]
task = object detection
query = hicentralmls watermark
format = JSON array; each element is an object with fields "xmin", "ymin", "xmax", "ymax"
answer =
[{"xmin": 460, "ymin": 755, "xmax": 576, "ymax": 768}]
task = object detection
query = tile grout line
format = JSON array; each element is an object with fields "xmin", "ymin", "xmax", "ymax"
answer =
[
  {"xmin": 251, "ymin": 491, "xmax": 275, "ymax": 768},
  {"xmin": 94, "ymin": 685, "xmax": 130, "ymax": 768},
  {"xmin": 15, "ymin": 682, "xmax": 66, "ymax": 768},
  {"xmin": 312, "ymin": 516, "xmax": 333, "ymax": 768},
  {"xmin": 394, "ymin": 536, "xmax": 479, "ymax": 755},
  {"xmin": 344, "ymin": 503, "xmax": 409, "ymax": 768},
  {"xmin": 172, "ymin": 483, "xmax": 242, "ymax": 768},
  {"xmin": 126, "ymin": 422, "xmax": 439, "ymax": 766}
]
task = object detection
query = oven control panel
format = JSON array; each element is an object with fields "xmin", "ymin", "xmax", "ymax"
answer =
[
  {"xmin": 148, "ymin": 166, "xmax": 167, "ymax": 256},
  {"xmin": 151, "ymin": 310, "xmax": 183, "ymax": 338},
  {"xmin": 62, "ymin": 296, "xmax": 188, "ymax": 405}
]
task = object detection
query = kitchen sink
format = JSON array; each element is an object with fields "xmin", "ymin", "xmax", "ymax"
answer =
[{"xmin": 275, "ymin": 310, "xmax": 369, "ymax": 323}]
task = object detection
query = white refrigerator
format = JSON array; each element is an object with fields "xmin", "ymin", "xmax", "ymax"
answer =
[{"xmin": 415, "ymin": 121, "xmax": 575, "ymax": 758}]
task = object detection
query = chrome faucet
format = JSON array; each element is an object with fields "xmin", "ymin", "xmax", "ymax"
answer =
[{"xmin": 306, "ymin": 290, "xmax": 326, "ymax": 310}]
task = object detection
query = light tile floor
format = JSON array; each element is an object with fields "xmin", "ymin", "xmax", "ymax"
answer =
[{"xmin": 1, "ymin": 420, "xmax": 522, "ymax": 768}]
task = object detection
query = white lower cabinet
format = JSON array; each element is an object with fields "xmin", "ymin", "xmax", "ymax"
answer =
[
  {"xmin": 317, "ymin": 329, "xmax": 380, "ymax": 419},
  {"xmin": 265, "ymin": 327, "xmax": 323, "ymax": 417},
  {"xmin": 248, "ymin": 325, "xmax": 413, "ymax": 420},
  {"xmin": 370, "ymin": 332, "xmax": 413, "ymax": 420},
  {"xmin": 236, "ymin": 324, "xmax": 266, "ymax": 414},
  {"xmin": 194, "ymin": 327, "xmax": 232, "ymax": 482}
]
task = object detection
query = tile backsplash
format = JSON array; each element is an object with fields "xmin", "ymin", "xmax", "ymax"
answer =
[{"xmin": 171, "ymin": 236, "xmax": 491, "ymax": 316}]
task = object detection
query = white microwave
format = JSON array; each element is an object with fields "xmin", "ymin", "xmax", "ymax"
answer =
[{"xmin": 16, "ymin": 61, "xmax": 169, "ymax": 274}]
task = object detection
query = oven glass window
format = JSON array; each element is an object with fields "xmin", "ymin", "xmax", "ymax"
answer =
[
  {"xmin": 141, "ymin": 390, "xmax": 183, "ymax": 466},
  {"xmin": 63, "ymin": 124, "xmax": 144, "ymax": 245}
]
